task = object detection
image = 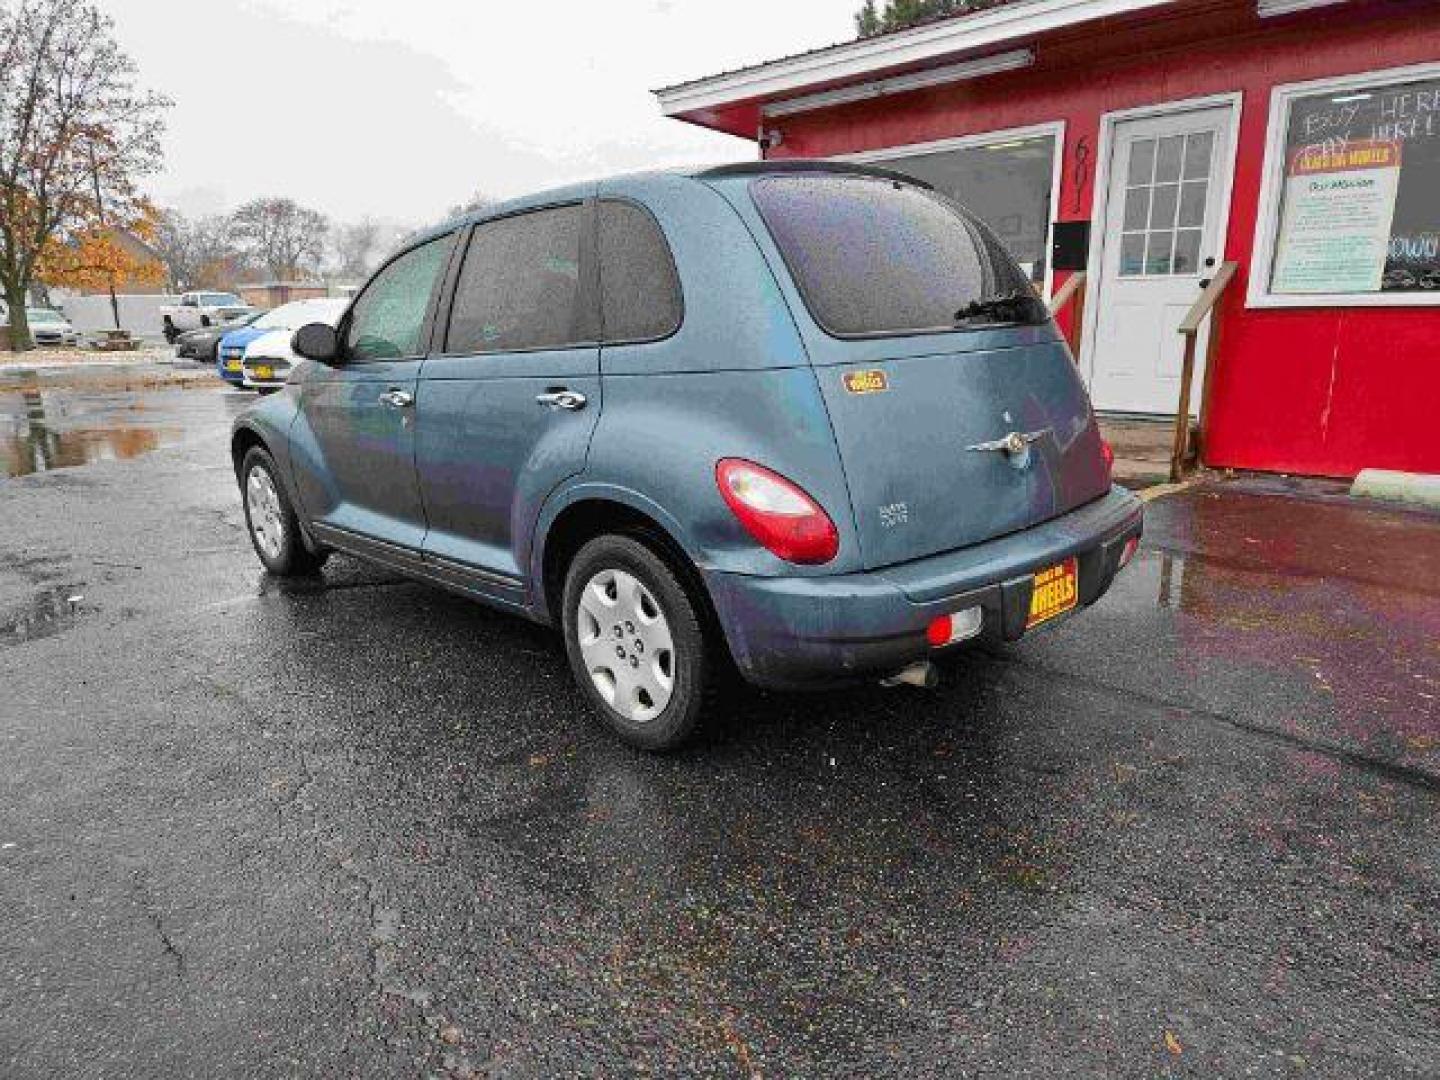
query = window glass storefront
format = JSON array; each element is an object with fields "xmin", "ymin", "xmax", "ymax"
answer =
[
  {"xmin": 1253, "ymin": 64, "xmax": 1440, "ymax": 306},
  {"xmin": 874, "ymin": 131, "xmax": 1058, "ymax": 289}
]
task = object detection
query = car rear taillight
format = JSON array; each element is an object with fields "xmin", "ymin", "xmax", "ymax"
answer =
[
  {"xmin": 715, "ymin": 458, "xmax": 839, "ymax": 565},
  {"xmin": 1119, "ymin": 534, "xmax": 1140, "ymax": 569},
  {"xmin": 1100, "ymin": 437, "xmax": 1115, "ymax": 479}
]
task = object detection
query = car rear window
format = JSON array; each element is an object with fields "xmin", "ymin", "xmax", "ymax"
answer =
[
  {"xmin": 598, "ymin": 200, "xmax": 682, "ymax": 343},
  {"xmin": 750, "ymin": 173, "xmax": 1045, "ymax": 338}
]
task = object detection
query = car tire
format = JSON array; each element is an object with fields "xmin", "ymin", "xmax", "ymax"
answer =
[
  {"xmin": 562, "ymin": 534, "xmax": 713, "ymax": 752},
  {"xmin": 240, "ymin": 446, "xmax": 326, "ymax": 577},
  {"xmin": 163, "ymin": 318, "xmax": 177, "ymax": 344}
]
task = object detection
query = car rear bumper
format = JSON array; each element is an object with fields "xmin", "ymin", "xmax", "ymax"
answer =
[{"xmin": 703, "ymin": 485, "xmax": 1143, "ymax": 690}]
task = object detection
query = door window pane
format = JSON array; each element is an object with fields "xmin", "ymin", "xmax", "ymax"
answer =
[
  {"xmin": 1155, "ymin": 136, "xmax": 1184, "ymax": 183},
  {"xmin": 1128, "ymin": 138, "xmax": 1156, "ymax": 186},
  {"xmin": 1120, "ymin": 233, "xmax": 1146, "ymax": 276},
  {"xmin": 1145, "ymin": 231, "xmax": 1175, "ymax": 275},
  {"xmin": 446, "ymin": 205, "xmax": 588, "ymax": 354},
  {"xmin": 1178, "ymin": 181, "xmax": 1208, "ymax": 228},
  {"xmin": 1173, "ymin": 229, "xmax": 1203, "ymax": 273},
  {"xmin": 1149, "ymin": 183, "xmax": 1179, "ymax": 230},
  {"xmin": 345, "ymin": 235, "xmax": 453, "ymax": 361},
  {"xmin": 598, "ymin": 201, "xmax": 682, "ymax": 342},
  {"xmin": 1267, "ymin": 72, "xmax": 1440, "ymax": 297},
  {"xmin": 1123, "ymin": 187, "xmax": 1150, "ymax": 231},
  {"xmin": 880, "ymin": 133, "xmax": 1056, "ymax": 286},
  {"xmin": 1183, "ymin": 131, "xmax": 1214, "ymax": 180}
]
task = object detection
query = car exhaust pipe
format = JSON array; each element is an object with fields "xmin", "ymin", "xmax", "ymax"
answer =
[{"xmin": 880, "ymin": 661, "xmax": 939, "ymax": 690}]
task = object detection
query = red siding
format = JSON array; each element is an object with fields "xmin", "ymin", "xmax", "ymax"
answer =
[{"xmin": 765, "ymin": 1, "xmax": 1440, "ymax": 478}]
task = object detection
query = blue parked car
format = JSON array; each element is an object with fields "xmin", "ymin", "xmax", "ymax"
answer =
[{"xmin": 231, "ymin": 162, "xmax": 1142, "ymax": 750}]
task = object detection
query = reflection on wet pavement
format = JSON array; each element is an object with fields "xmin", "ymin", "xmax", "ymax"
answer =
[
  {"xmin": 1040, "ymin": 483, "xmax": 1440, "ymax": 778},
  {"xmin": 1, "ymin": 385, "xmax": 188, "ymax": 478}
]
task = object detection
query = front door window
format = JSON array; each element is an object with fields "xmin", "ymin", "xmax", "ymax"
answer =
[
  {"xmin": 345, "ymin": 236, "xmax": 452, "ymax": 361},
  {"xmin": 1119, "ymin": 130, "xmax": 1214, "ymax": 277}
]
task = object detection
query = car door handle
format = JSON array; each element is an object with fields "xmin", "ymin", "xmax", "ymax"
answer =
[
  {"xmin": 379, "ymin": 388, "xmax": 414, "ymax": 408},
  {"xmin": 535, "ymin": 389, "xmax": 587, "ymax": 411}
]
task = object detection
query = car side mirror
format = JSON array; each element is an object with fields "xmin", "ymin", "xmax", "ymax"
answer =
[{"xmin": 292, "ymin": 322, "xmax": 339, "ymax": 363}]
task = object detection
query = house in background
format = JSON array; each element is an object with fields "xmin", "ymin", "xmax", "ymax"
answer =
[
  {"xmin": 236, "ymin": 282, "xmax": 332, "ymax": 309},
  {"xmin": 658, "ymin": 0, "xmax": 1440, "ymax": 480}
]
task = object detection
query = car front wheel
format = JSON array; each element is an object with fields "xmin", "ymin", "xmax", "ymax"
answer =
[
  {"xmin": 562, "ymin": 535, "xmax": 712, "ymax": 751},
  {"xmin": 240, "ymin": 446, "xmax": 326, "ymax": 577}
]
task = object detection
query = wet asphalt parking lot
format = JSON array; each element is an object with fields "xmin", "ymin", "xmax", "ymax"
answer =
[{"xmin": 1, "ymin": 368, "xmax": 1437, "ymax": 1077}]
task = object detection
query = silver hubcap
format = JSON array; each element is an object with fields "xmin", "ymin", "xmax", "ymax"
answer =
[
  {"xmin": 576, "ymin": 568, "xmax": 675, "ymax": 724},
  {"xmin": 246, "ymin": 466, "xmax": 285, "ymax": 561}
]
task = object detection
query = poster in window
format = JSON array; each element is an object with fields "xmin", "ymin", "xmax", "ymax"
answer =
[
  {"xmin": 1271, "ymin": 75, "xmax": 1440, "ymax": 295},
  {"xmin": 1271, "ymin": 140, "xmax": 1401, "ymax": 294}
]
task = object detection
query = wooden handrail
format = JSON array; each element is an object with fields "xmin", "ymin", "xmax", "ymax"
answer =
[
  {"xmin": 1048, "ymin": 270, "xmax": 1086, "ymax": 315},
  {"xmin": 1047, "ymin": 271, "xmax": 1087, "ymax": 358},
  {"xmin": 1170, "ymin": 261, "xmax": 1239, "ymax": 481}
]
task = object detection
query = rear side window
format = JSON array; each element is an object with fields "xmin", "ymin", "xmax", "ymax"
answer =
[
  {"xmin": 751, "ymin": 174, "xmax": 1045, "ymax": 338},
  {"xmin": 598, "ymin": 200, "xmax": 682, "ymax": 342},
  {"xmin": 345, "ymin": 235, "xmax": 453, "ymax": 361},
  {"xmin": 446, "ymin": 205, "xmax": 589, "ymax": 354}
]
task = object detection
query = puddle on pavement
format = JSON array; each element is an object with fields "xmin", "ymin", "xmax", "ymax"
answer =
[
  {"xmin": 0, "ymin": 585, "xmax": 92, "ymax": 648},
  {"xmin": 0, "ymin": 386, "xmax": 183, "ymax": 478}
]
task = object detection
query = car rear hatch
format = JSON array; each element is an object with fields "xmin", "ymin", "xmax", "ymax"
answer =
[
  {"xmin": 814, "ymin": 335, "xmax": 1107, "ymax": 568},
  {"xmin": 740, "ymin": 168, "xmax": 1110, "ymax": 571}
]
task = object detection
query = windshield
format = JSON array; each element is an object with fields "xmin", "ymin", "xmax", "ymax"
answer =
[
  {"xmin": 750, "ymin": 173, "xmax": 1046, "ymax": 338},
  {"xmin": 26, "ymin": 309, "xmax": 64, "ymax": 324},
  {"xmin": 199, "ymin": 292, "xmax": 244, "ymax": 307}
]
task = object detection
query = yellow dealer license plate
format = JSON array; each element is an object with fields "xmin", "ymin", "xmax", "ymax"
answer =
[
  {"xmin": 253, "ymin": 365, "xmax": 273, "ymax": 380},
  {"xmin": 225, "ymin": 359, "xmax": 241, "ymax": 371},
  {"xmin": 1027, "ymin": 557, "xmax": 1078, "ymax": 629}
]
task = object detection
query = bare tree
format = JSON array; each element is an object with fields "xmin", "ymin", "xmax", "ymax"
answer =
[
  {"xmin": 332, "ymin": 217, "xmax": 382, "ymax": 280},
  {"xmin": 231, "ymin": 197, "xmax": 328, "ymax": 281},
  {"xmin": 0, "ymin": 0, "xmax": 168, "ymax": 349},
  {"xmin": 151, "ymin": 208, "xmax": 250, "ymax": 291}
]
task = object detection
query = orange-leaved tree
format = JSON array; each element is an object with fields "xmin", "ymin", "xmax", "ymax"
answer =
[
  {"xmin": 37, "ymin": 202, "xmax": 165, "ymax": 299},
  {"xmin": 0, "ymin": 0, "xmax": 169, "ymax": 349}
]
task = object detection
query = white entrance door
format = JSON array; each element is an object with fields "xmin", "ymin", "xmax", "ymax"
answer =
[{"xmin": 1089, "ymin": 104, "xmax": 1234, "ymax": 415}]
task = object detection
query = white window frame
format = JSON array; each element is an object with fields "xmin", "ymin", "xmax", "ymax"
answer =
[
  {"xmin": 1248, "ymin": 59, "xmax": 1440, "ymax": 309},
  {"xmin": 838, "ymin": 120, "xmax": 1066, "ymax": 300}
]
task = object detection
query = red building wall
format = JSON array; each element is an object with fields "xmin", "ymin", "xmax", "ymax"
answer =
[{"xmin": 767, "ymin": 3, "xmax": 1440, "ymax": 478}]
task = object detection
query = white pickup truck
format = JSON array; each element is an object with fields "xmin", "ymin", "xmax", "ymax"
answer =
[{"xmin": 160, "ymin": 291, "xmax": 255, "ymax": 342}]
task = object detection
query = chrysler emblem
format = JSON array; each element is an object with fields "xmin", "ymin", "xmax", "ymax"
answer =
[{"xmin": 966, "ymin": 428, "xmax": 1051, "ymax": 456}]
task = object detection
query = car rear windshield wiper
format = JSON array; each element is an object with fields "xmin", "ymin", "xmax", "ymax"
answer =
[{"xmin": 953, "ymin": 290, "xmax": 1040, "ymax": 325}]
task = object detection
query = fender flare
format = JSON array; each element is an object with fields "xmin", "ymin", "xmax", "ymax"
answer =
[{"xmin": 527, "ymin": 479, "xmax": 708, "ymax": 620}]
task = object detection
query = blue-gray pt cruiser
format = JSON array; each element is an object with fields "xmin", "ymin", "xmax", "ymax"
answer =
[{"xmin": 232, "ymin": 162, "xmax": 1143, "ymax": 750}]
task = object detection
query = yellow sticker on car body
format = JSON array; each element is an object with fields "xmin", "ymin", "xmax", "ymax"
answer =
[{"xmin": 843, "ymin": 369, "xmax": 888, "ymax": 395}]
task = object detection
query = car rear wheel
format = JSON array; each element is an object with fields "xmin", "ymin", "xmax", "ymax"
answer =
[
  {"xmin": 241, "ymin": 446, "xmax": 326, "ymax": 577},
  {"xmin": 562, "ymin": 535, "xmax": 712, "ymax": 751},
  {"xmin": 162, "ymin": 318, "xmax": 177, "ymax": 344}
]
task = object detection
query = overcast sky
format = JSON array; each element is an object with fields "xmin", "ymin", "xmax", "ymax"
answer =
[{"xmin": 101, "ymin": 0, "xmax": 855, "ymax": 228}]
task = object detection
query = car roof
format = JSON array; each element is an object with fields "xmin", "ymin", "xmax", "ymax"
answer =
[{"xmin": 407, "ymin": 159, "xmax": 922, "ymax": 246}]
